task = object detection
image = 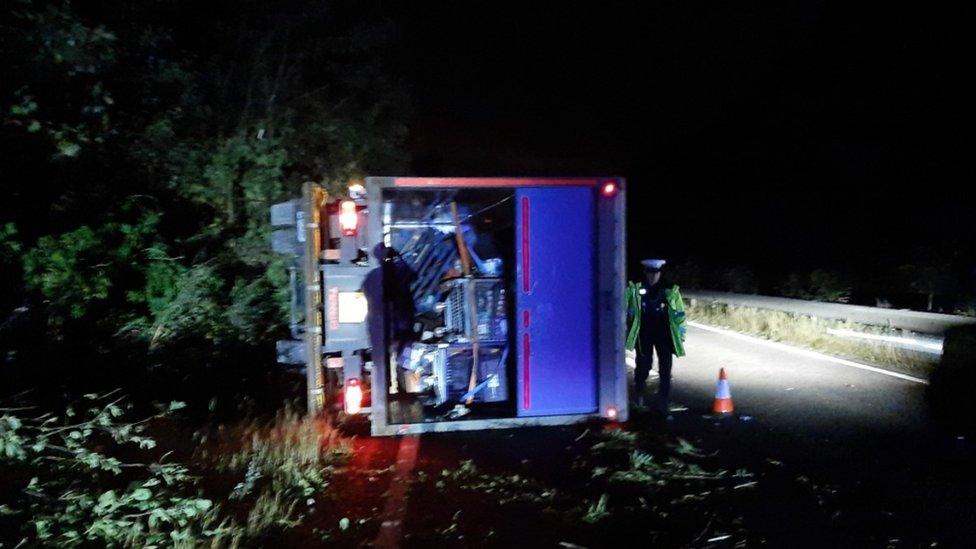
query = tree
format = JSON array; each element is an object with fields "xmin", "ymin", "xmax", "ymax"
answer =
[
  {"xmin": 806, "ymin": 269, "xmax": 851, "ymax": 303},
  {"xmin": 1, "ymin": 0, "xmax": 410, "ymax": 392},
  {"xmin": 899, "ymin": 261, "xmax": 958, "ymax": 312},
  {"xmin": 779, "ymin": 270, "xmax": 851, "ymax": 303},
  {"xmin": 717, "ymin": 266, "xmax": 759, "ymax": 294}
]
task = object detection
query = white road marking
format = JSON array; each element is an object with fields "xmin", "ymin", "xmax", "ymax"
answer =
[
  {"xmin": 373, "ymin": 435, "xmax": 420, "ymax": 548},
  {"xmin": 687, "ymin": 321, "xmax": 929, "ymax": 385}
]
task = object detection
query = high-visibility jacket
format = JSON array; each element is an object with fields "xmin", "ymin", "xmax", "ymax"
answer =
[{"xmin": 625, "ymin": 282, "xmax": 686, "ymax": 357}]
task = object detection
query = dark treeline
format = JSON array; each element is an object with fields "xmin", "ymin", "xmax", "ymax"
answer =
[
  {"xmin": 664, "ymin": 256, "xmax": 975, "ymax": 315},
  {"xmin": 0, "ymin": 0, "xmax": 410, "ymax": 412}
]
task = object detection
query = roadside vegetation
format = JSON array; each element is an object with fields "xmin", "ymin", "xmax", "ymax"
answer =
[
  {"xmin": 0, "ymin": 394, "xmax": 352, "ymax": 546},
  {"xmin": 1, "ymin": 2, "xmax": 406, "ymax": 544},
  {"xmin": 685, "ymin": 300, "xmax": 939, "ymax": 376},
  {"xmin": 668, "ymin": 258, "xmax": 976, "ymax": 315}
]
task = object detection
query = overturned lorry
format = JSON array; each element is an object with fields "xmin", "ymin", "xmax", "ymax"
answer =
[{"xmin": 272, "ymin": 177, "xmax": 627, "ymax": 435}]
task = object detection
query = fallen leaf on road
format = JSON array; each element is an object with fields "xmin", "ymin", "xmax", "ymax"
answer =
[{"xmin": 673, "ymin": 437, "xmax": 707, "ymax": 457}]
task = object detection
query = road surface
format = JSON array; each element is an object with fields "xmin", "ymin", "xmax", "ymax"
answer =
[
  {"xmin": 358, "ymin": 324, "xmax": 975, "ymax": 546},
  {"xmin": 661, "ymin": 324, "xmax": 975, "ymax": 545}
]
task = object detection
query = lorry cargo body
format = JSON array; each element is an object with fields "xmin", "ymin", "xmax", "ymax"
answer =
[{"xmin": 274, "ymin": 177, "xmax": 627, "ymax": 436}]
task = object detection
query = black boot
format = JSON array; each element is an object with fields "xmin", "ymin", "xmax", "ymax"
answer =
[{"xmin": 634, "ymin": 385, "xmax": 648, "ymax": 407}]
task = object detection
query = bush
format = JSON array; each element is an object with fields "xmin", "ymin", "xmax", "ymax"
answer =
[
  {"xmin": 807, "ymin": 270, "xmax": 852, "ymax": 303},
  {"xmin": 1, "ymin": 395, "xmax": 351, "ymax": 547},
  {"xmin": 0, "ymin": 393, "xmax": 230, "ymax": 547},
  {"xmin": 202, "ymin": 409, "xmax": 351, "ymax": 537},
  {"xmin": 779, "ymin": 270, "xmax": 851, "ymax": 303},
  {"xmin": 717, "ymin": 266, "xmax": 759, "ymax": 294},
  {"xmin": 215, "ymin": 410, "xmax": 350, "ymax": 501}
]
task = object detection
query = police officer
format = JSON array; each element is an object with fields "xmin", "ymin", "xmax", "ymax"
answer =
[{"xmin": 634, "ymin": 258, "xmax": 675, "ymax": 416}]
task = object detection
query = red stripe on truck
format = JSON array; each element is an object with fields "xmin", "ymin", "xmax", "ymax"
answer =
[
  {"xmin": 521, "ymin": 197, "xmax": 530, "ymax": 292},
  {"xmin": 522, "ymin": 332, "xmax": 531, "ymax": 409}
]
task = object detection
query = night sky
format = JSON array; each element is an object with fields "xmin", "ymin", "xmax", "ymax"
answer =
[{"xmin": 381, "ymin": 2, "xmax": 973, "ymax": 282}]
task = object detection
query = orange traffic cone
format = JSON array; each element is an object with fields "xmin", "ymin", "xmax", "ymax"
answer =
[{"xmin": 712, "ymin": 368, "xmax": 734, "ymax": 414}]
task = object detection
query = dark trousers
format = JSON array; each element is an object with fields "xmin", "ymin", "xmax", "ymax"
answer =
[{"xmin": 635, "ymin": 336, "xmax": 673, "ymax": 413}]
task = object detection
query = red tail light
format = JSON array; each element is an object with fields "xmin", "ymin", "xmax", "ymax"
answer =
[
  {"xmin": 600, "ymin": 181, "xmax": 618, "ymax": 198},
  {"xmin": 339, "ymin": 200, "xmax": 358, "ymax": 236},
  {"xmin": 606, "ymin": 405, "xmax": 618, "ymax": 420},
  {"xmin": 344, "ymin": 378, "xmax": 363, "ymax": 414}
]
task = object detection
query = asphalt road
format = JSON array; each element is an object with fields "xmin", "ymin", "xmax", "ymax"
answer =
[
  {"xmin": 365, "ymin": 324, "xmax": 975, "ymax": 546},
  {"xmin": 660, "ymin": 324, "xmax": 975, "ymax": 546},
  {"xmin": 669, "ymin": 324, "xmax": 928, "ymax": 433}
]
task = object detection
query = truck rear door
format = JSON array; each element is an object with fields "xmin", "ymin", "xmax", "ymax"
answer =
[{"xmin": 516, "ymin": 187, "xmax": 597, "ymax": 416}]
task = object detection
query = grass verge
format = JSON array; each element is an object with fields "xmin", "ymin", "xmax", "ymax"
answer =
[{"xmin": 686, "ymin": 300, "xmax": 938, "ymax": 376}]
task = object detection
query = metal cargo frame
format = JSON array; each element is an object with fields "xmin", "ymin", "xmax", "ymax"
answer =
[{"xmin": 366, "ymin": 177, "xmax": 627, "ymax": 436}]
